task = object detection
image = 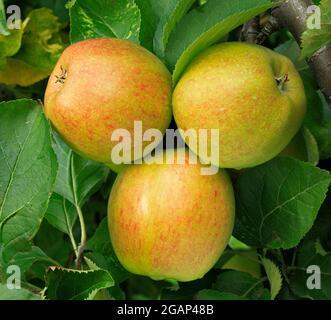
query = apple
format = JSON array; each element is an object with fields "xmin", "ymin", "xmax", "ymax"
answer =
[
  {"xmin": 107, "ymin": 149, "xmax": 235, "ymax": 282},
  {"xmin": 229, "ymin": 129, "xmax": 315, "ymax": 183},
  {"xmin": 173, "ymin": 42, "xmax": 307, "ymax": 169},
  {"xmin": 44, "ymin": 38, "xmax": 172, "ymax": 171}
]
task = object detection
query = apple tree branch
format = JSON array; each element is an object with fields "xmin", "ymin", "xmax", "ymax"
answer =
[{"xmin": 272, "ymin": 0, "xmax": 331, "ymax": 108}]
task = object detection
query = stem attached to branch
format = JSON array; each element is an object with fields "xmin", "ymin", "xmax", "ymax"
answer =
[{"xmin": 272, "ymin": 0, "xmax": 331, "ymax": 108}]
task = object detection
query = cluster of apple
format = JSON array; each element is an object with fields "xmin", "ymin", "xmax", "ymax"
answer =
[{"xmin": 44, "ymin": 38, "xmax": 306, "ymax": 281}]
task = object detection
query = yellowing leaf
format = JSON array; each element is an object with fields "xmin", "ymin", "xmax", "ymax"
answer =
[
  {"xmin": 14, "ymin": 8, "xmax": 65, "ymax": 71},
  {"xmin": 0, "ymin": 58, "xmax": 51, "ymax": 86},
  {"xmin": 0, "ymin": 8, "xmax": 65, "ymax": 87}
]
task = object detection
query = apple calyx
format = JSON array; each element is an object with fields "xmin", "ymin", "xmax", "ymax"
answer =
[
  {"xmin": 55, "ymin": 66, "xmax": 67, "ymax": 85},
  {"xmin": 275, "ymin": 73, "xmax": 289, "ymax": 92}
]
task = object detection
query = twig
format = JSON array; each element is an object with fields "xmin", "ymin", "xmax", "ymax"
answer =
[
  {"xmin": 240, "ymin": 14, "xmax": 280, "ymax": 44},
  {"xmin": 256, "ymin": 15, "xmax": 281, "ymax": 44},
  {"xmin": 240, "ymin": 16, "xmax": 260, "ymax": 43},
  {"xmin": 291, "ymin": 247, "xmax": 298, "ymax": 268}
]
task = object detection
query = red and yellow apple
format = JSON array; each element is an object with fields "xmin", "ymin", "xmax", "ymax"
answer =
[
  {"xmin": 44, "ymin": 38, "xmax": 172, "ymax": 171},
  {"xmin": 173, "ymin": 42, "xmax": 307, "ymax": 169},
  {"xmin": 107, "ymin": 149, "xmax": 235, "ymax": 282}
]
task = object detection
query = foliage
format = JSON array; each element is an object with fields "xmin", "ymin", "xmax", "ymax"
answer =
[{"xmin": 0, "ymin": 0, "xmax": 330, "ymax": 301}]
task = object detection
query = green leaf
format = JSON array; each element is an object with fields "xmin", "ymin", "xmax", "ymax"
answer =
[
  {"xmin": 8, "ymin": 245, "xmax": 58, "ymax": 275},
  {"xmin": 83, "ymin": 256, "xmax": 126, "ymax": 299},
  {"xmin": 0, "ymin": 0, "xmax": 9, "ymax": 36},
  {"xmin": 47, "ymin": 132, "xmax": 108, "ymax": 236},
  {"xmin": 261, "ymin": 258, "xmax": 282, "ymax": 300},
  {"xmin": 0, "ymin": 99, "xmax": 57, "ymax": 259},
  {"xmin": 297, "ymin": 239, "xmax": 323, "ymax": 266},
  {"xmin": 305, "ymin": 192, "xmax": 331, "ymax": 246},
  {"xmin": 166, "ymin": 0, "xmax": 274, "ymax": 84},
  {"xmin": 290, "ymin": 239, "xmax": 331, "ymax": 299},
  {"xmin": 302, "ymin": 127, "xmax": 320, "ymax": 165},
  {"xmin": 302, "ymin": 70, "xmax": 331, "ymax": 159},
  {"xmin": 280, "ymin": 127, "xmax": 319, "ymax": 165},
  {"xmin": 212, "ymin": 270, "xmax": 268, "ymax": 300},
  {"xmin": 0, "ymin": 23, "xmax": 25, "ymax": 63},
  {"xmin": 233, "ymin": 157, "xmax": 331, "ymax": 249},
  {"xmin": 69, "ymin": 0, "xmax": 141, "ymax": 44},
  {"xmin": 153, "ymin": 0, "xmax": 195, "ymax": 59},
  {"xmin": 0, "ymin": 284, "xmax": 41, "ymax": 300},
  {"xmin": 228, "ymin": 236, "xmax": 252, "ymax": 251},
  {"xmin": 85, "ymin": 218, "xmax": 130, "ymax": 284},
  {"xmin": 51, "ymin": 132, "xmax": 109, "ymax": 207},
  {"xmin": 218, "ymin": 250, "xmax": 261, "ymax": 279},
  {"xmin": 34, "ymin": 220, "xmax": 71, "ymax": 267},
  {"xmin": 0, "ymin": 8, "xmax": 65, "ymax": 86},
  {"xmin": 135, "ymin": 0, "xmax": 159, "ymax": 51},
  {"xmin": 315, "ymin": 238, "xmax": 328, "ymax": 256},
  {"xmin": 196, "ymin": 289, "xmax": 247, "ymax": 300},
  {"xmin": 45, "ymin": 193, "xmax": 76, "ymax": 235},
  {"xmin": 0, "ymin": 236, "xmax": 31, "ymax": 265},
  {"xmin": 301, "ymin": 0, "xmax": 331, "ymax": 59},
  {"xmin": 275, "ymin": 39, "xmax": 308, "ymax": 71},
  {"xmin": 84, "ymin": 256, "xmax": 100, "ymax": 271},
  {"xmin": 45, "ymin": 266, "xmax": 114, "ymax": 300}
]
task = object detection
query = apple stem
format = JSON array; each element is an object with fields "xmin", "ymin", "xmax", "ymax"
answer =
[
  {"xmin": 75, "ymin": 203, "xmax": 87, "ymax": 269},
  {"xmin": 55, "ymin": 65, "xmax": 67, "ymax": 85},
  {"xmin": 70, "ymin": 156, "xmax": 87, "ymax": 269},
  {"xmin": 276, "ymin": 74, "xmax": 289, "ymax": 91}
]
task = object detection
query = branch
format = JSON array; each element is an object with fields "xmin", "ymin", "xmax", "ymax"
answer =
[
  {"xmin": 240, "ymin": 16, "xmax": 260, "ymax": 43},
  {"xmin": 272, "ymin": 0, "xmax": 331, "ymax": 108},
  {"xmin": 240, "ymin": 14, "xmax": 280, "ymax": 44}
]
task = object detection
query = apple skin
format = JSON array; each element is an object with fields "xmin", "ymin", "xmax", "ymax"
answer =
[
  {"xmin": 44, "ymin": 38, "xmax": 172, "ymax": 170},
  {"xmin": 107, "ymin": 149, "xmax": 235, "ymax": 282},
  {"xmin": 173, "ymin": 42, "xmax": 307, "ymax": 169}
]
